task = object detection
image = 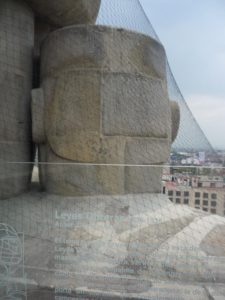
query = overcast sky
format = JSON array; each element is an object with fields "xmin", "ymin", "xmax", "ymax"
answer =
[{"xmin": 140, "ymin": 0, "xmax": 225, "ymax": 149}]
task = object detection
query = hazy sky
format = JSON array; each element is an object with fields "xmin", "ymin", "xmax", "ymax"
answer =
[{"xmin": 140, "ymin": 0, "xmax": 225, "ymax": 149}]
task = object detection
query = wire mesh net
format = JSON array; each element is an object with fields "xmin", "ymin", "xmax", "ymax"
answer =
[
  {"xmin": 0, "ymin": 0, "xmax": 224, "ymax": 299},
  {"xmin": 97, "ymin": 0, "xmax": 214, "ymax": 152}
]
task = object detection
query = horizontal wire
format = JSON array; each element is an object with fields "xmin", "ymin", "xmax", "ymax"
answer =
[{"xmin": 0, "ymin": 161, "xmax": 225, "ymax": 169}]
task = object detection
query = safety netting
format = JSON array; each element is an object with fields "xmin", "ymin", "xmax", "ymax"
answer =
[
  {"xmin": 97, "ymin": 0, "xmax": 214, "ymax": 152},
  {"xmin": 0, "ymin": 1, "xmax": 224, "ymax": 300}
]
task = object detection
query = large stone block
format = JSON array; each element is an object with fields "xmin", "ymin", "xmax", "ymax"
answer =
[
  {"xmin": 41, "ymin": 26, "xmax": 167, "ymax": 79},
  {"xmin": 102, "ymin": 73, "xmax": 171, "ymax": 137},
  {"xmin": 25, "ymin": 0, "xmax": 101, "ymax": 27},
  {"xmin": 125, "ymin": 166, "xmax": 163, "ymax": 193},
  {"xmin": 0, "ymin": 0, "xmax": 34, "ymax": 199},
  {"xmin": 125, "ymin": 138, "xmax": 170, "ymax": 164},
  {"xmin": 38, "ymin": 145, "xmax": 125, "ymax": 196},
  {"xmin": 45, "ymin": 71, "xmax": 101, "ymax": 162},
  {"xmin": 33, "ymin": 25, "xmax": 175, "ymax": 196}
]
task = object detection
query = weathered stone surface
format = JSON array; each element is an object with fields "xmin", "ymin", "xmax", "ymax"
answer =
[
  {"xmin": 125, "ymin": 166, "xmax": 163, "ymax": 193},
  {"xmin": 200, "ymin": 225, "xmax": 225, "ymax": 257},
  {"xmin": 125, "ymin": 138, "xmax": 170, "ymax": 164},
  {"xmin": 38, "ymin": 145, "xmax": 125, "ymax": 196},
  {"xmin": 45, "ymin": 71, "xmax": 101, "ymax": 162},
  {"xmin": 102, "ymin": 73, "xmax": 171, "ymax": 137},
  {"xmin": 0, "ymin": 0, "xmax": 34, "ymax": 199},
  {"xmin": 170, "ymin": 100, "xmax": 180, "ymax": 142},
  {"xmin": 25, "ymin": 0, "xmax": 101, "ymax": 27},
  {"xmin": 0, "ymin": 143, "xmax": 33, "ymax": 199},
  {"xmin": 33, "ymin": 25, "xmax": 175, "ymax": 196},
  {"xmin": 1, "ymin": 191, "xmax": 225, "ymax": 299},
  {"xmin": 41, "ymin": 26, "xmax": 167, "ymax": 79}
]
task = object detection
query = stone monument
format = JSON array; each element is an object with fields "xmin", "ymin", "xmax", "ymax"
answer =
[
  {"xmin": 32, "ymin": 25, "xmax": 180, "ymax": 196},
  {"xmin": 0, "ymin": 1, "xmax": 225, "ymax": 299},
  {"xmin": 0, "ymin": 0, "xmax": 101, "ymax": 200},
  {"xmin": 0, "ymin": 0, "xmax": 34, "ymax": 200}
]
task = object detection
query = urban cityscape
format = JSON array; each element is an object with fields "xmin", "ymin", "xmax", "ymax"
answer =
[{"xmin": 162, "ymin": 150, "xmax": 225, "ymax": 217}]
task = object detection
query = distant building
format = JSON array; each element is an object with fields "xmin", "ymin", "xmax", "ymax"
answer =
[{"xmin": 162, "ymin": 175, "xmax": 225, "ymax": 217}]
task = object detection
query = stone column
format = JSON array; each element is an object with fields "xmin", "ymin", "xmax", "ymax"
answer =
[
  {"xmin": 0, "ymin": 0, "xmax": 34, "ymax": 199},
  {"xmin": 33, "ymin": 25, "xmax": 175, "ymax": 196}
]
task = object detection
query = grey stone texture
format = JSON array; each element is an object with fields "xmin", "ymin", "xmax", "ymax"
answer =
[
  {"xmin": 33, "ymin": 25, "xmax": 178, "ymax": 196},
  {"xmin": 1, "ymin": 190, "xmax": 225, "ymax": 299},
  {"xmin": 170, "ymin": 100, "xmax": 180, "ymax": 142},
  {"xmin": 0, "ymin": 0, "xmax": 34, "ymax": 199},
  {"xmin": 25, "ymin": 0, "xmax": 101, "ymax": 27}
]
